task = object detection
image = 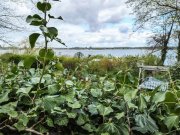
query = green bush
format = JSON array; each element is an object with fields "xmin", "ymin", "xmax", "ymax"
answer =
[
  {"xmin": 0, "ymin": 62, "xmax": 179, "ymax": 134},
  {"xmin": 60, "ymin": 57, "xmax": 80, "ymax": 70}
]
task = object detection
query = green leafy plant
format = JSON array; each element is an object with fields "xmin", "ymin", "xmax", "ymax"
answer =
[{"xmin": 26, "ymin": 0, "xmax": 65, "ymax": 86}]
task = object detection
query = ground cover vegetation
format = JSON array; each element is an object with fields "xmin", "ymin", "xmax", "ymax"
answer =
[{"xmin": 0, "ymin": 0, "xmax": 180, "ymax": 135}]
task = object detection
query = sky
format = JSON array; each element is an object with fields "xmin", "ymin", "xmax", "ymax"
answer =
[{"xmin": 5, "ymin": 0, "xmax": 153, "ymax": 48}]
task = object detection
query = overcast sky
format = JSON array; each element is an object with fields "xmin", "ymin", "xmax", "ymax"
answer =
[{"xmin": 6, "ymin": 0, "xmax": 152, "ymax": 48}]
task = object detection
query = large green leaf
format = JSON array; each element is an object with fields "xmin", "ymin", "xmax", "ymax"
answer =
[
  {"xmin": 0, "ymin": 91, "xmax": 9, "ymax": 104},
  {"xmin": 48, "ymin": 84, "xmax": 59, "ymax": 95},
  {"xmin": 43, "ymin": 96, "xmax": 58, "ymax": 111},
  {"xmin": 90, "ymin": 88, "xmax": 102, "ymax": 97},
  {"xmin": 67, "ymin": 112, "xmax": 77, "ymax": 118},
  {"xmin": 152, "ymin": 92, "xmax": 166, "ymax": 104},
  {"xmin": 133, "ymin": 114, "xmax": 158, "ymax": 134},
  {"xmin": 39, "ymin": 49, "xmax": 54, "ymax": 60},
  {"xmin": 47, "ymin": 27, "xmax": 58, "ymax": 40},
  {"xmin": 46, "ymin": 49, "xmax": 55, "ymax": 60},
  {"xmin": 40, "ymin": 26, "xmax": 58, "ymax": 40},
  {"xmin": 40, "ymin": 25, "xmax": 49, "ymax": 33},
  {"xmin": 26, "ymin": 14, "xmax": 43, "ymax": 26},
  {"xmin": 24, "ymin": 56, "xmax": 36, "ymax": 68},
  {"xmin": 97, "ymin": 105, "xmax": 113, "ymax": 116},
  {"xmin": 37, "ymin": 2, "xmax": 51, "ymax": 13},
  {"xmin": 64, "ymin": 89, "xmax": 75, "ymax": 102},
  {"xmin": 88, "ymin": 104, "xmax": 98, "ymax": 115},
  {"xmin": 115, "ymin": 112, "xmax": 125, "ymax": 120},
  {"xmin": 164, "ymin": 115, "xmax": 179, "ymax": 130},
  {"xmin": 76, "ymin": 114, "xmax": 89, "ymax": 126},
  {"xmin": 68, "ymin": 101, "xmax": 81, "ymax": 109},
  {"xmin": 65, "ymin": 80, "xmax": 74, "ymax": 86},
  {"xmin": 46, "ymin": 117, "xmax": 54, "ymax": 127},
  {"xmin": 103, "ymin": 81, "xmax": 115, "ymax": 92},
  {"xmin": 164, "ymin": 92, "xmax": 177, "ymax": 103},
  {"xmin": 138, "ymin": 94, "xmax": 147, "ymax": 112},
  {"xmin": 82, "ymin": 123, "xmax": 94, "ymax": 132},
  {"xmin": 14, "ymin": 113, "xmax": 29, "ymax": 131},
  {"xmin": 124, "ymin": 89, "xmax": 138, "ymax": 101},
  {"xmin": 98, "ymin": 122, "xmax": 121, "ymax": 135},
  {"xmin": 39, "ymin": 48, "xmax": 46, "ymax": 57},
  {"xmin": 16, "ymin": 86, "xmax": 32, "ymax": 94},
  {"xmin": 55, "ymin": 116, "xmax": 68, "ymax": 126},
  {"xmin": 0, "ymin": 102, "xmax": 18, "ymax": 118},
  {"xmin": 29, "ymin": 33, "xmax": 40, "ymax": 49}
]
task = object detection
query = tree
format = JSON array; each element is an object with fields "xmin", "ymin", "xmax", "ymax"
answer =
[
  {"xmin": 177, "ymin": 31, "xmax": 180, "ymax": 61},
  {"xmin": 127, "ymin": 0, "xmax": 180, "ymax": 65},
  {"xmin": 0, "ymin": 1, "xmax": 22, "ymax": 44}
]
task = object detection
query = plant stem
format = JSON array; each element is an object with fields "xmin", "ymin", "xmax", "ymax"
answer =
[
  {"xmin": 125, "ymin": 102, "xmax": 132, "ymax": 135},
  {"xmin": 38, "ymin": 0, "xmax": 48, "ymax": 89}
]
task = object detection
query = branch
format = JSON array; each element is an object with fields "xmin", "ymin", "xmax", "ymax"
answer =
[
  {"xmin": 25, "ymin": 128, "xmax": 44, "ymax": 135},
  {"xmin": 154, "ymin": 1, "xmax": 180, "ymax": 11}
]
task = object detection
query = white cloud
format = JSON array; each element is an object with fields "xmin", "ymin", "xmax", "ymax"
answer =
[{"xmin": 2, "ymin": 0, "xmax": 151, "ymax": 48}]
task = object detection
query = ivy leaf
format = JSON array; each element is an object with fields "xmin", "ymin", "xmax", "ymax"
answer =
[
  {"xmin": 68, "ymin": 101, "xmax": 81, "ymax": 109},
  {"xmin": 103, "ymin": 81, "xmax": 115, "ymax": 92},
  {"xmin": 152, "ymin": 92, "xmax": 166, "ymax": 104},
  {"xmin": 65, "ymin": 80, "xmax": 74, "ymax": 86},
  {"xmin": 37, "ymin": 2, "xmax": 51, "ymax": 13},
  {"xmin": 97, "ymin": 105, "xmax": 113, "ymax": 116},
  {"xmin": 48, "ymin": 84, "xmax": 59, "ymax": 95},
  {"xmin": 133, "ymin": 114, "xmax": 158, "ymax": 134},
  {"xmin": 67, "ymin": 112, "xmax": 77, "ymax": 118},
  {"xmin": 14, "ymin": 113, "xmax": 29, "ymax": 131},
  {"xmin": 124, "ymin": 89, "xmax": 138, "ymax": 101},
  {"xmin": 0, "ymin": 91, "xmax": 9, "ymax": 104},
  {"xmin": 14, "ymin": 122, "xmax": 26, "ymax": 131},
  {"xmin": 64, "ymin": 89, "xmax": 75, "ymax": 102},
  {"xmin": 76, "ymin": 114, "xmax": 89, "ymax": 126},
  {"xmin": 138, "ymin": 94, "xmax": 147, "ymax": 112},
  {"xmin": 88, "ymin": 104, "xmax": 98, "ymax": 115},
  {"xmin": 16, "ymin": 87, "xmax": 32, "ymax": 94},
  {"xmin": 98, "ymin": 122, "xmax": 121, "ymax": 135},
  {"xmin": 55, "ymin": 117, "xmax": 68, "ymax": 126},
  {"xmin": 0, "ymin": 102, "xmax": 18, "ymax": 118},
  {"xmin": 29, "ymin": 33, "xmax": 40, "ymax": 49},
  {"xmin": 82, "ymin": 123, "xmax": 94, "ymax": 132},
  {"xmin": 115, "ymin": 112, "xmax": 125, "ymax": 120},
  {"xmin": 90, "ymin": 89, "xmax": 102, "ymax": 97},
  {"xmin": 43, "ymin": 96, "xmax": 58, "ymax": 111},
  {"xmin": 46, "ymin": 117, "xmax": 54, "ymax": 127},
  {"xmin": 164, "ymin": 115, "xmax": 179, "ymax": 130}
]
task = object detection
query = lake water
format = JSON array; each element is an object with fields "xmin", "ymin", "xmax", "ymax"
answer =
[{"xmin": 0, "ymin": 48, "xmax": 177, "ymax": 65}]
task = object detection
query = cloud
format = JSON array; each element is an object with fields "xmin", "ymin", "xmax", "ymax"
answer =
[
  {"xmin": 2, "ymin": 0, "xmax": 151, "ymax": 48},
  {"xmin": 52, "ymin": 0, "xmax": 130, "ymax": 31}
]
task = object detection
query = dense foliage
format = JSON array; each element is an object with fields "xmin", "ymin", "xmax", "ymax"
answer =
[{"xmin": 0, "ymin": 56, "xmax": 179, "ymax": 134}]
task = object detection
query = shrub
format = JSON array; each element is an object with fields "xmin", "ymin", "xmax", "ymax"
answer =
[
  {"xmin": 0, "ymin": 63, "xmax": 179, "ymax": 134},
  {"xmin": 61, "ymin": 57, "xmax": 80, "ymax": 70}
]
